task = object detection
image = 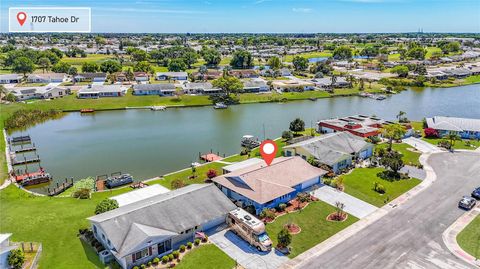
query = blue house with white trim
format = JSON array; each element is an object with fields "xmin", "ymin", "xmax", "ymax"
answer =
[
  {"xmin": 212, "ymin": 157, "xmax": 327, "ymax": 214},
  {"xmin": 426, "ymin": 116, "xmax": 480, "ymax": 139}
]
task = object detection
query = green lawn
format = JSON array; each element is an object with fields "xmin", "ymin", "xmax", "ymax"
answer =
[
  {"xmin": 341, "ymin": 168, "xmax": 421, "ymax": 207},
  {"xmin": 422, "ymin": 137, "xmax": 480, "ymax": 150},
  {"xmin": 0, "ymin": 185, "xmax": 131, "ymax": 269},
  {"xmin": 176, "ymin": 244, "xmax": 236, "ymax": 269},
  {"xmin": 222, "ymin": 138, "xmax": 286, "ymax": 163},
  {"xmin": 464, "ymin": 75, "xmax": 480, "ymax": 84},
  {"xmin": 265, "ymin": 201, "xmax": 358, "ymax": 258},
  {"xmin": 147, "ymin": 162, "xmax": 226, "ymax": 189},
  {"xmin": 61, "ymin": 54, "xmax": 116, "ymax": 65},
  {"xmin": 376, "ymin": 143, "xmax": 421, "ymax": 166},
  {"xmin": 457, "ymin": 215, "xmax": 480, "ymax": 259}
]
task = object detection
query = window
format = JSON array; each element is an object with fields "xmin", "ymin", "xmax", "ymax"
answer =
[
  {"xmin": 157, "ymin": 239, "xmax": 172, "ymax": 254},
  {"xmin": 134, "ymin": 248, "xmax": 149, "ymax": 260}
]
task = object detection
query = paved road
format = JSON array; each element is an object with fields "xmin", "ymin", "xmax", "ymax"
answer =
[{"xmin": 301, "ymin": 151, "xmax": 480, "ymax": 269}]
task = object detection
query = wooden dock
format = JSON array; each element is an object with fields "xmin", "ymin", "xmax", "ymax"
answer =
[
  {"xmin": 12, "ymin": 156, "xmax": 40, "ymax": 166},
  {"xmin": 47, "ymin": 178, "xmax": 74, "ymax": 196},
  {"xmin": 9, "ymin": 135, "xmax": 31, "ymax": 144},
  {"xmin": 12, "ymin": 144, "xmax": 36, "ymax": 154}
]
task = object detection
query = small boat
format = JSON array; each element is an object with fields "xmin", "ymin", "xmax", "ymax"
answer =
[
  {"xmin": 105, "ymin": 174, "xmax": 134, "ymax": 189},
  {"xmin": 214, "ymin": 103, "xmax": 228, "ymax": 109},
  {"xmin": 359, "ymin": 92, "xmax": 370, "ymax": 98},
  {"xmin": 241, "ymin": 135, "xmax": 261, "ymax": 149},
  {"xmin": 16, "ymin": 171, "xmax": 52, "ymax": 186},
  {"xmin": 80, "ymin": 109, "xmax": 95, "ymax": 113},
  {"xmin": 151, "ymin": 106, "xmax": 166, "ymax": 111},
  {"xmin": 308, "ymin": 97, "xmax": 317, "ymax": 101},
  {"xmin": 375, "ymin": 95, "xmax": 387, "ymax": 100}
]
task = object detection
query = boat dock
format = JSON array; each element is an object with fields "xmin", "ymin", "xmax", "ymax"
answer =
[
  {"xmin": 9, "ymin": 135, "xmax": 31, "ymax": 144},
  {"xmin": 12, "ymin": 143, "xmax": 37, "ymax": 154},
  {"xmin": 11, "ymin": 155, "xmax": 41, "ymax": 166},
  {"xmin": 199, "ymin": 151, "xmax": 225, "ymax": 162},
  {"xmin": 47, "ymin": 178, "xmax": 74, "ymax": 196}
]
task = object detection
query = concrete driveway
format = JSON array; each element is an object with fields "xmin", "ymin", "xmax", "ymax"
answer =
[
  {"xmin": 209, "ymin": 229, "xmax": 289, "ymax": 269},
  {"xmin": 299, "ymin": 151, "xmax": 480, "ymax": 269},
  {"xmin": 312, "ymin": 186, "xmax": 378, "ymax": 218},
  {"xmin": 404, "ymin": 137, "xmax": 441, "ymax": 153},
  {"xmin": 400, "ymin": 165, "xmax": 427, "ymax": 180},
  {"xmin": 46, "ymin": 82, "xmax": 61, "ymax": 87}
]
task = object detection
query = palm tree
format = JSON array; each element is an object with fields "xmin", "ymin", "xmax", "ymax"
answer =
[
  {"xmin": 446, "ymin": 133, "xmax": 460, "ymax": 147},
  {"xmin": 396, "ymin": 111, "xmax": 406, "ymax": 122}
]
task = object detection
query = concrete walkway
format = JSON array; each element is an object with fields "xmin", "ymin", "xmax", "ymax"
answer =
[
  {"xmin": 400, "ymin": 165, "xmax": 426, "ymax": 180},
  {"xmin": 443, "ymin": 204, "xmax": 480, "ymax": 268},
  {"xmin": 209, "ymin": 229, "xmax": 289, "ymax": 269},
  {"xmin": 403, "ymin": 137, "xmax": 441, "ymax": 153},
  {"xmin": 312, "ymin": 186, "xmax": 378, "ymax": 218}
]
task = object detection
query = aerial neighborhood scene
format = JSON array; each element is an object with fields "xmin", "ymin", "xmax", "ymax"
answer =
[{"xmin": 0, "ymin": 1, "xmax": 479, "ymax": 269}]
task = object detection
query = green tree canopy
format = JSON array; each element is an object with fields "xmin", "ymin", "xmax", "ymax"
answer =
[
  {"xmin": 390, "ymin": 65, "xmax": 409, "ymax": 78},
  {"xmin": 100, "ymin": 60, "xmax": 122, "ymax": 74},
  {"xmin": 52, "ymin": 62, "xmax": 72, "ymax": 73},
  {"xmin": 212, "ymin": 76, "xmax": 243, "ymax": 95},
  {"xmin": 81, "ymin": 62, "xmax": 99, "ymax": 73},
  {"xmin": 289, "ymin": 118, "xmax": 305, "ymax": 135},
  {"xmin": 292, "ymin": 56, "xmax": 308, "ymax": 71},
  {"xmin": 268, "ymin": 56, "xmax": 282, "ymax": 70},
  {"xmin": 12, "ymin": 56, "xmax": 35, "ymax": 76},
  {"xmin": 230, "ymin": 50, "xmax": 253, "ymax": 69},
  {"xmin": 333, "ymin": 46, "xmax": 353, "ymax": 60},
  {"xmin": 95, "ymin": 198, "xmax": 119, "ymax": 215},
  {"xmin": 168, "ymin": 59, "xmax": 187, "ymax": 72}
]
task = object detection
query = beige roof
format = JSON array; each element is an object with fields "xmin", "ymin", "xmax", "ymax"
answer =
[{"xmin": 213, "ymin": 157, "xmax": 327, "ymax": 204}]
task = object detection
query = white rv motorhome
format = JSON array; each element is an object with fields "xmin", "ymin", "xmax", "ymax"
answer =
[{"xmin": 227, "ymin": 208, "xmax": 272, "ymax": 252}]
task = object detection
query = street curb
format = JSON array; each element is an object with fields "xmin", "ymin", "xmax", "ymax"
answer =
[
  {"xmin": 280, "ymin": 151, "xmax": 439, "ymax": 269},
  {"xmin": 442, "ymin": 206, "xmax": 480, "ymax": 268}
]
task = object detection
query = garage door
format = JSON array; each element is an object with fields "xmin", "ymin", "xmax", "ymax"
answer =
[{"xmin": 202, "ymin": 215, "xmax": 227, "ymax": 231}]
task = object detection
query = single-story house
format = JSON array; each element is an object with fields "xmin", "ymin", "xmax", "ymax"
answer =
[
  {"xmin": 228, "ymin": 70, "xmax": 259, "ymax": 79},
  {"xmin": 191, "ymin": 70, "xmax": 222, "ymax": 80},
  {"xmin": 222, "ymin": 158, "xmax": 265, "ymax": 174},
  {"xmin": 110, "ymin": 184, "xmax": 170, "ymax": 207},
  {"xmin": 182, "ymin": 82, "xmax": 223, "ymax": 95},
  {"xmin": 283, "ymin": 132, "xmax": 374, "ymax": 174},
  {"xmin": 75, "ymin": 73, "xmax": 107, "ymax": 82},
  {"xmin": 9, "ymin": 86, "xmax": 71, "ymax": 101},
  {"xmin": 242, "ymin": 79, "xmax": 269, "ymax": 93},
  {"xmin": 156, "ymin": 72, "xmax": 188, "ymax": 81},
  {"xmin": 0, "ymin": 234, "xmax": 16, "ymax": 269},
  {"xmin": 77, "ymin": 85, "xmax": 128, "ymax": 98},
  {"xmin": 442, "ymin": 68, "xmax": 472, "ymax": 79},
  {"xmin": 426, "ymin": 116, "xmax": 480, "ymax": 139},
  {"xmin": 134, "ymin": 72, "xmax": 149, "ymax": 82},
  {"xmin": 27, "ymin": 73, "xmax": 67, "ymax": 83},
  {"xmin": 426, "ymin": 70, "xmax": 448, "ymax": 80},
  {"xmin": 213, "ymin": 157, "xmax": 327, "ymax": 214},
  {"xmin": 132, "ymin": 84, "xmax": 176, "ymax": 96},
  {"xmin": 311, "ymin": 77, "xmax": 350, "ymax": 89},
  {"xmin": 0, "ymin": 74, "xmax": 22, "ymax": 84},
  {"xmin": 272, "ymin": 80, "xmax": 315, "ymax": 92},
  {"xmin": 87, "ymin": 184, "xmax": 236, "ymax": 269}
]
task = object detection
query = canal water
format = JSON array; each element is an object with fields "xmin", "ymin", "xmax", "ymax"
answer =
[{"xmin": 10, "ymin": 84, "xmax": 480, "ymax": 193}]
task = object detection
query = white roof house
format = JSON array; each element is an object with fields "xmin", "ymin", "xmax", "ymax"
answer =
[
  {"xmin": 77, "ymin": 85, "xmax": 128, "ymax": 98},
  {"xmin": 111, "ymin": 184, "xmax": 170, "ymax": 207},
  {"xmin": 426, "ymin": 116, "xmax": 480, "ymax": 133},
  {"xmin": 222, "ymin": 158, "xmax": 265, "ymax": 174}
]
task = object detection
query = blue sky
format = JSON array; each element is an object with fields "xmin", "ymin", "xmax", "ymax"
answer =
[{"xmin": 1, "ymin": 0, "xmax": 479, "ymax": 33}]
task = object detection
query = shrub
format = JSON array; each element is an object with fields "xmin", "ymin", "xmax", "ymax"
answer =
[
  {"xmin": 278, "ymin": 203, "xmax": 287, "ymax": 212},
  {"xmin": 140, "ymin": 264, "xmax": 146, "ymax": 269},
  {"xmin": 424, "ymin": 128, "xmax": 439, "ymax": 138},
  {"xmin": 323, "ymin": 178, "xmax": 332, "ymax": 186},
  {"xmin": 153, "ymin": 257, "xmax": 160, "ymax": 264},
  {"xmin": 179, "ymin": 245, "xmax": 186, "ymax": 252},
  {"xmin": 282, "ymin": 130, "xmax": 293, "ymax": 140},
  {"xmin": 147, "ymin": 261, "xmax": 152, "ymax": 267},
  {"xmin": 187, "ymin": 242, "xmax": 193, "ymax": 249},
  {"xmin": 202, "ymin": 235, "xmax": 208, "ymax": 243},
  {"xmin": 133, "ymin": 267, "xmax": 139, "ymax": 269},
  {"xmin": 8, "ymin": 249, "xmax": 25, "ymax": 269},
  {"xmin": 73, "ymin": 188, "xmax": 90, "ymax": 199},
  {"xmin": 172, "ymin": 250, "xmax": 179, "ymax": 258},
  {"xmin": 168, "ymin": 254, "xmax": 174, "ymax": 261},
  {"xmin": 162, "ymin": 256, "xmax": 169, "ymax": 263},
  {"xmin": 277, "ymin": 228, "xmax": 292, "ymax": 248},
  {"xmin": 206, "ymin": 169, "xmax": 217, "ymax": 179},
  {"xmin": 373, "ymin": 182, "xmax": 386, "ymax": 194},
  {"xmin": 194, "ymin": 239, "xmax": 200, "ymax": 245},
  {"xmin": 171, "ymin": 179, "xmax": 186, "ymax": 189},
  {"xmin": 260, "ymin": 208, "xmax": 276, "ymax": 220},
  {"xmin": 95, "ymin": 199, "xmax": 119, "ymax": 215}
]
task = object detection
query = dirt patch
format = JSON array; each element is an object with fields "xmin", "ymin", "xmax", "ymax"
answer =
[{"xmin": 284, "ymin": 223, "xmax": 301, "ymax": 235}]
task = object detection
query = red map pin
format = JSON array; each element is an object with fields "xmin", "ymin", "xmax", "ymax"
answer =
[
  {"xmin": 259, "ymin": 140, "xmax": 278, "ymax": 166},
  {"xmin": 17, "ymin": 12, "xmax": 27, "ymax": 26}
]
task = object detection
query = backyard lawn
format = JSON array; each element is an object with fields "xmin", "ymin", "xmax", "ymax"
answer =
[
  {"xmin": 457, "ymin": 215, "xmax": 480, "ymax": 259},
  {"xmin": 376, "ymin": 143, "xmax": 422, "ymax": 166},
  {"xmin": 421, "ymin": 137, "xmax": 480, "ymax": 150},
  {"xmin": 147, "ymin": 162, "xmax": 226, "ymax": 189},
  {"xmin": 341, "ymin": 168, "xmax": 421, "ymax": 207},
  {"xmin": 175, "ymin": 244, "xmax": 236, "ymax": 269},
  {"xmin": 0, "ymin": 185, "xmax": 131, "ymax": 269},
  {"xmin": 265, "ymin": 201, "xmax": 358, "ymax": 258},
  {"xmin": 222, "ymin": 139, "xmax": 286, "ymax": 163}
]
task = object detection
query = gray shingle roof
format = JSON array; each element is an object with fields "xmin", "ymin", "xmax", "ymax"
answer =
[
  {"xmin": 283, "ymin": 132, "xmax": 372, "ymax": 166},
  {"xmin": 426, "ymin": 116, "xmax": 480, "ymax": 132},
  {"xmin": 88, "ymin": 184, "xmax": 236, "ymax": 257},
  {"xmin": 133, "ymin": 84, "xmax": 175, "ymax": 91}
]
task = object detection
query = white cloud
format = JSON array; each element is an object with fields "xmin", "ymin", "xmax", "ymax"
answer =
[{"xmin": 292, "ymin": 8, "xmax": 313, "ymax": 13}]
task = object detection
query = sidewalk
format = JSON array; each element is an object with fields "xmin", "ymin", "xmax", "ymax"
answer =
[
  {"xmin": 442, "ymin": 205, "xmax": 480, "ymax": 268},
  {"xmin": 280, "ymin": 151, "xmax": 437, "ymax": 269}
]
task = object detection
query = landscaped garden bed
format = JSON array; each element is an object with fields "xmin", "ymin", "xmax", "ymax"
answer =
[{"xmin": 265, "ymin": 201, "xmax": 358, "ymax": 258}]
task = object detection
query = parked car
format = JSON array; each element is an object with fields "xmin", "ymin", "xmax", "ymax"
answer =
[
  {"xmin": 471, "ymin": 187, "xmax": 480, "ymax": 200},
  {"xmin": 458, "ymin": 196, "xmax": 477, "ymax": 210}
]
